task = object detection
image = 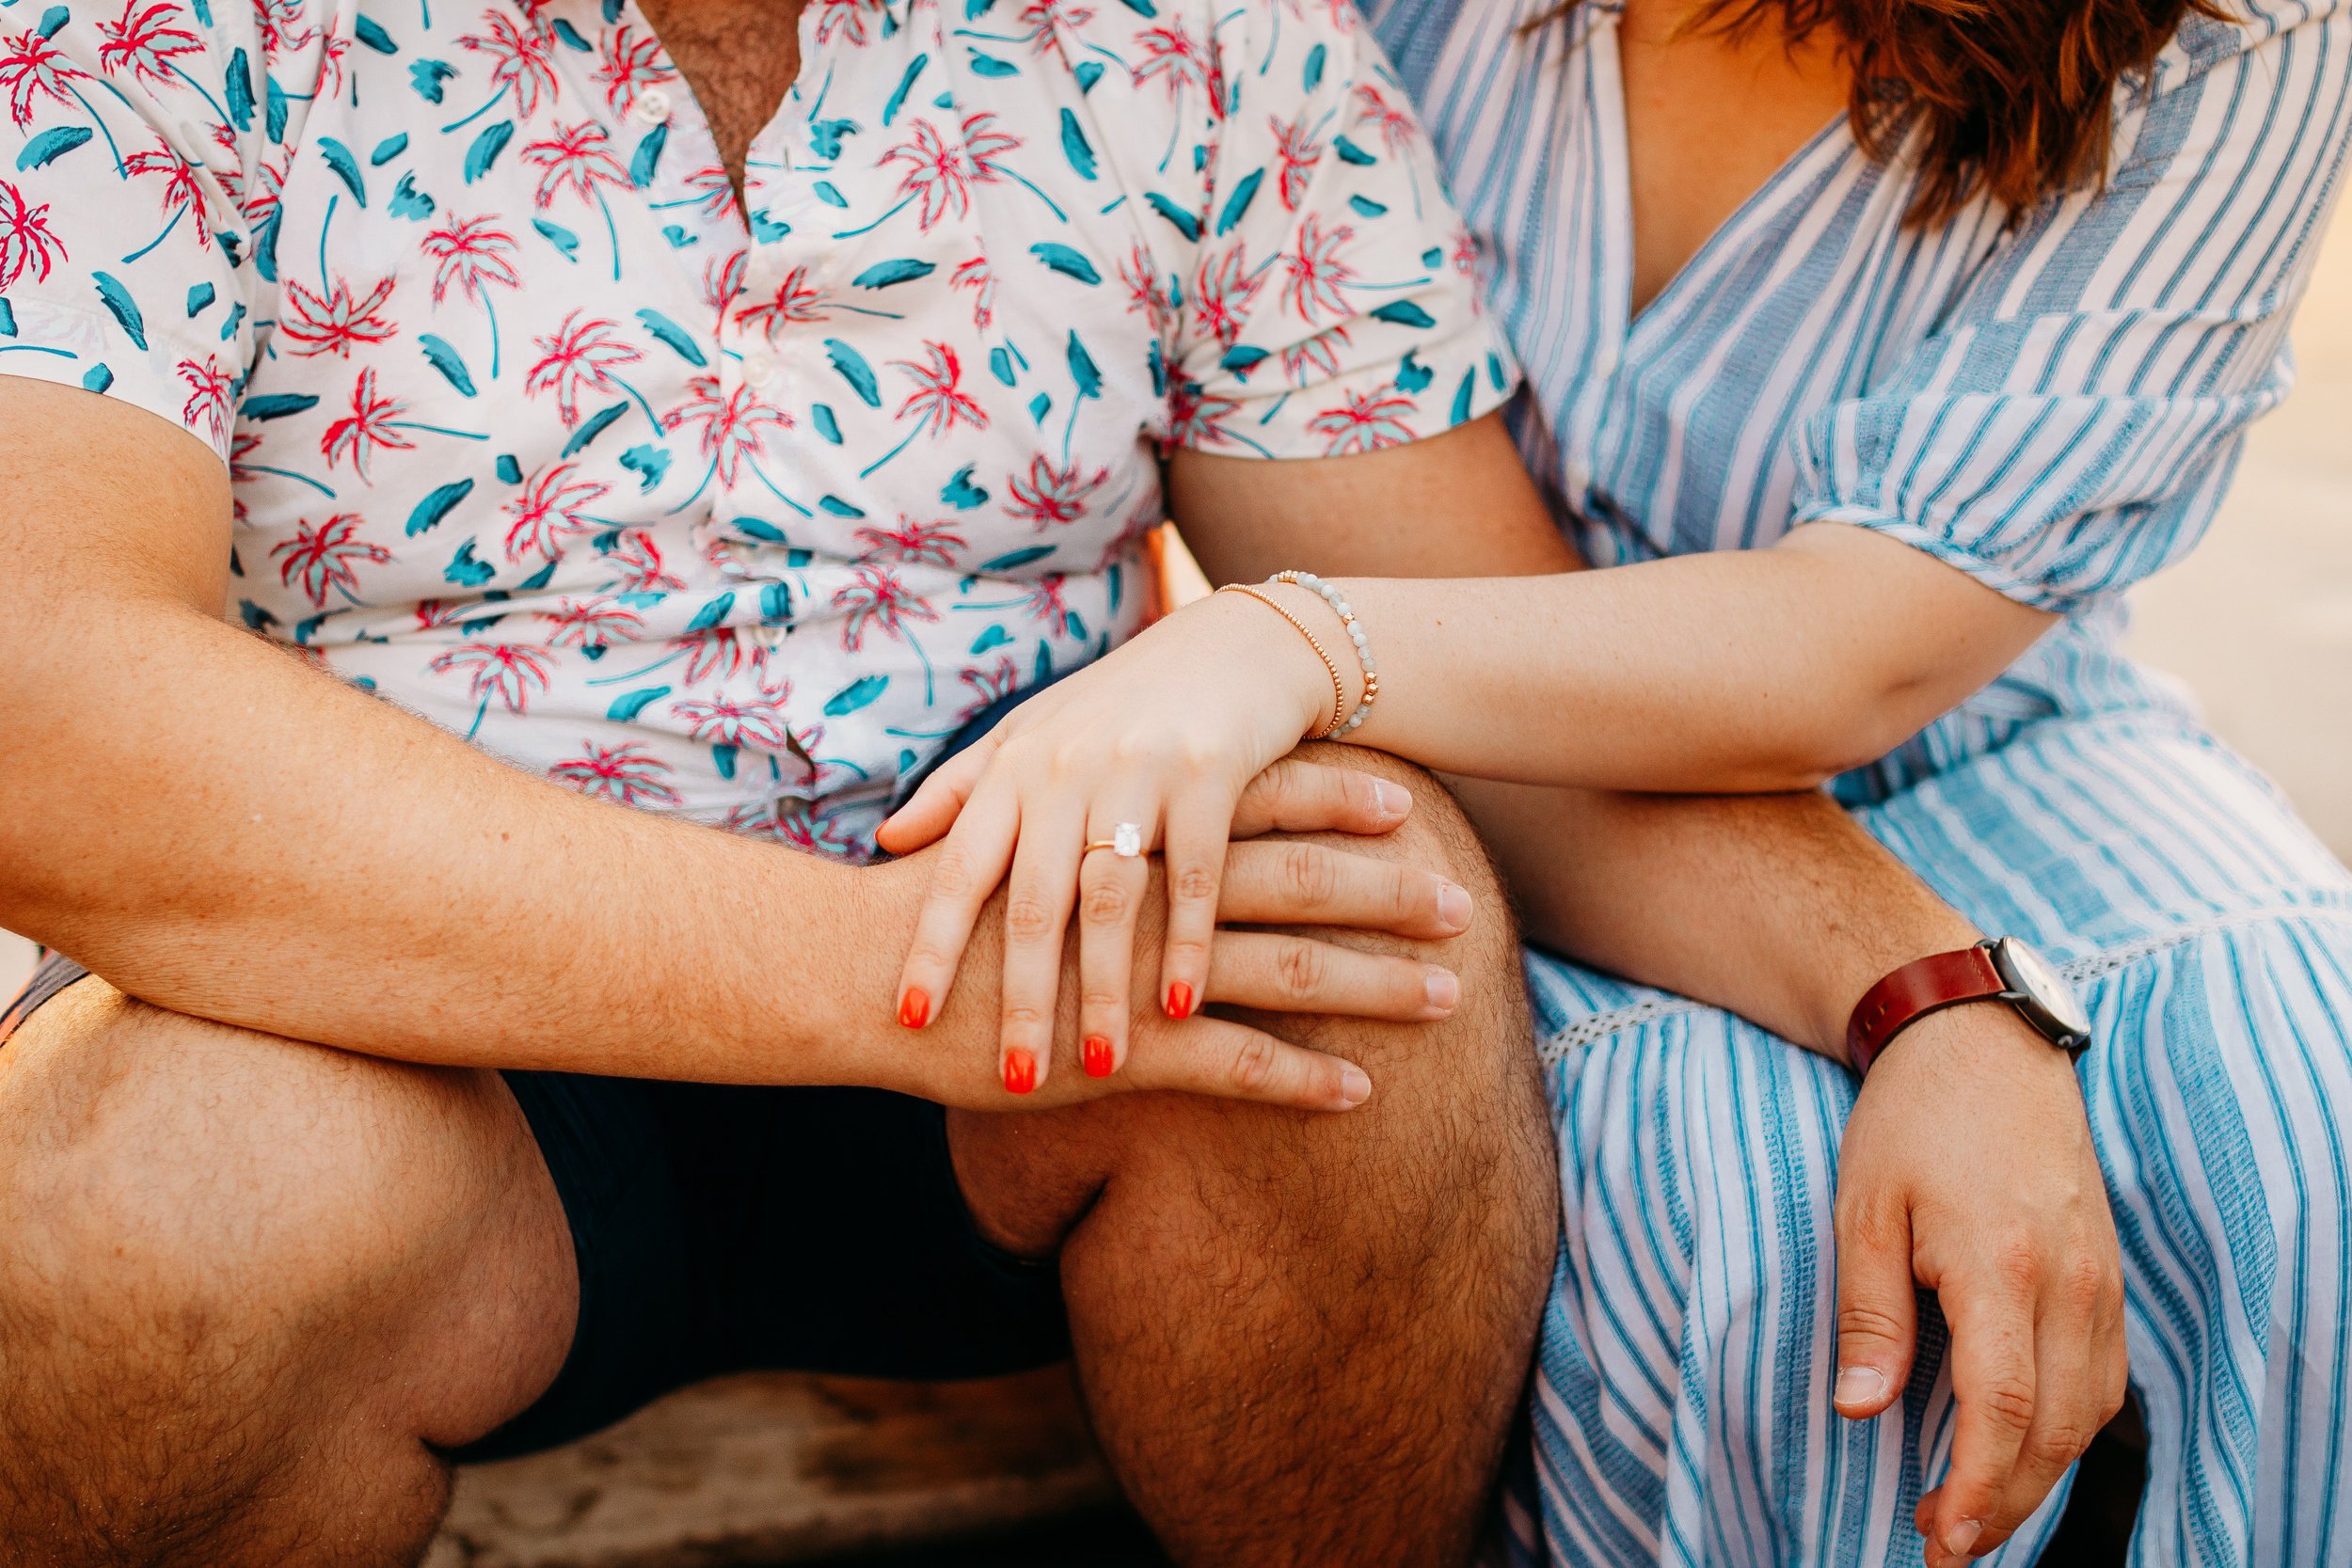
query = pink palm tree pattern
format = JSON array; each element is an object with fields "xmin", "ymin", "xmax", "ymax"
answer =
[
  {"xmin": 1282, "ymin": 214, "xmax": 1356, "ymax": 324},
  {"xmin": 1133, "ymin": 19, "xmax": 1213, "ymax": 103},
  {"xmin": 1006, "ymin": 457, "xmax": 1109, "ymax": 531},
  {"xmin": 502, "ymin": 462, "xmax": 611, "ymax": 562},
  {"xmin": 735, "ymin": 265, "xmax": 827, "ymax": 340},
  {"xmin": 421, "ymin": 214, "xmax": 520, "ymax": 305},
  {"xmin": 662, "ymin": 374, "xmax": 791, "ymax": 488},
  {"xmin": 671, "ymin": 694, "xmax": 792, "ymax": 752},
  {"xmin": 122, "ymin": 133, "xmax": 212, "ymax": 251},
  {"xmin": 891, "ymin": 342, "xmax": 987, "ymax": 440},
  {"xmin": 1307, "ymin": 382, "xmax": 1418, "ymax": 456},
  {"xmin": 96, "ymin": 0, "xmax": 199, "ymax": 90},
  {"xmin": 280, "ymin": 275, "xmax": 400, "ymax": 358},
  {"xmin": 321, "ymin": 368, "xmax": 417, "ymax": 477},
  {"xmin": 523, "ymin": 311, "xmax": 642, "ymax": 426},
  {"xmin": 854, "ymin": 516, "xmax": 966, "ymax": 567},
  {"xmin": 176, "ymin": 356, "xmax": 233, "ymax": 445},
  {"xmin": 522, "ymin": 120, "xmax": 629, "ymax": 211},
  {"xmin": 0, "ymin": 178, "xmax": 63, "ymax": 292},
  {"xmin": 549, "ymin": 741, "xmax": 682, "ymax": 807},
  {"xmin": 0, "ymin": 28, "xmax": 84, "ymax": 129},
  {"xmin": 542, "ymin": 596, "xmax": 645, "ymax": 647},
  {"xmin": 591, "ymin": 24, "xmax": 673, "ymax": 117},
  {"xmin": 0, "ymin": 0, "xmax": 1507, "ymax": 858},
  {"xmin": 880, "ymin": 118, "xmax": 989, "ymax": 231},
  {"xmin": 833, "ymin": 566, "xmax": 940, "ymax": 653},
  {"xmin": 456, "ymin": 10, "xmax": 560, "ymax": 119},
  {"xmin": 271, "ymin": 514, "xmax": 393, "ymax": 608},
  {"xmin": 430, "ymin": 642, "xmax": 557, "ymax": 717},
  {"xmin": 948, "ymin": 256, "xmax": 997, "ymax": 329}
]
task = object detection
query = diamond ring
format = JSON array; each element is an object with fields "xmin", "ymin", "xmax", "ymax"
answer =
[{"xmin": 1085, "ymin": 822, "xmax": 1146, "ymax": 858}]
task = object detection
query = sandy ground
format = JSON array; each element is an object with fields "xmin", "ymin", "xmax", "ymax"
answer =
[{"xmin": 5, "ymin": 214, "xmax": 2348, "ymax": 997}]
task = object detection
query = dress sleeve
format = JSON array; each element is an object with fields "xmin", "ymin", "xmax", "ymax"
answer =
[
  {"xmin": 0, "ymin": 0, "xmax": 294, "ymax": 460},
  {"xmin": 1788, "ymin": 0, "xmax": 2352, "ymax": 612},
  {"xmin": 1166, "ymin": 2, "xmax": 1518, "ymax": 460}
]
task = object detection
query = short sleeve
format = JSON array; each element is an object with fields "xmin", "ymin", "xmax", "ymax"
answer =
[
  {"xmin": 1788, "ymin": 0, "xmax": 2352, "ymax": 612},
  {"xmin": 0, "ymin": 0, "xmax": 294, "ymax": 459},
  {"xmin": 1167, "ymin": 2, "xmax": 1518, "ymax": 460}
]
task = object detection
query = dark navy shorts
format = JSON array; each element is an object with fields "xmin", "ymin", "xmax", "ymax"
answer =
[{"xmin": 0, "ymin": 684, "xmax": 1070, "ymax": 1463}]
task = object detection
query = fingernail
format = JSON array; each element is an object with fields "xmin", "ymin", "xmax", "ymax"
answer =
[
  {"xmin": 1373, "ymin": 780, "xmax": 1410, "ymax": 816},
  {"xmin": 1003, "ymin": 1049, "xmax": 1037, "ymax": 1096},
  {"xmin": 1944, "ymin": 1519, "xmax": 1982, "ymax": 1558},
  {"xmin": 1423, "ymin": 967, "xmax": 1460, "ymax": 1014},
  {"xmin": 1834, "ymin": 1366, "xmax": 1886, "ymax": 1411},
  {"xmin": 1083, "ymin": 1035, "xmax": 1115, "ymax": 1078},
  {"xmin": 1339, "ymin": 1066, "xmax": 1373, "ymax": 1107},
  {"xmin": 1437, "ymin": 881, "xmax": 1473, "ymax": 930},
  {"xmin": 1165, "ymin": 981, "xmax": 1194, "ymax": 1020},
  {"xmin": 898, "ymin": 988, "xmax": 930, "ymax": 1030}
]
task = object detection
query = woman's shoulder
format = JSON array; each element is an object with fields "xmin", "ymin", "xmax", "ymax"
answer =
[{"xmin": 2143, "ymin": 0, "xmax": 2349, "ymax": 97}]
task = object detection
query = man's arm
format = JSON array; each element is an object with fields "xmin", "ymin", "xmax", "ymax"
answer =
[
  {"xmin": 1171, "ymin": 416, "xmax": 2128, "ymax": 1564},
  {"xmin": 0, "ymin": 379, "xmax": 1452, "ymax": 1109}
]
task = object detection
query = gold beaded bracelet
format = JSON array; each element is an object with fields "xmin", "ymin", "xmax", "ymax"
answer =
[{"xmin": 1216, "ymin": 583, "xmax": 1347, "ymax": 739}]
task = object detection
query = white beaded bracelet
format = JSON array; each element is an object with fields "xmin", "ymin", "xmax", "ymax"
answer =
[{"xmin": 1269, "ymin": 570, "xmax": 1378, "ymax": 738}]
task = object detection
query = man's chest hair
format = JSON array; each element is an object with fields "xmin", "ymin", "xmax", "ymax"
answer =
[{"xmin": 636, "ymin": 0, "xmax": 807, "ymax": 194}]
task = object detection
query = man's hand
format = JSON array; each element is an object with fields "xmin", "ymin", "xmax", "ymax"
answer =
[
  {"xmin": 871, "ymin": 755, "xmax": 1479, "ymax": 1113},
  {"xmin": 1832, "ymin": 1008, "xmax": 2127, "ymax": 1567}
]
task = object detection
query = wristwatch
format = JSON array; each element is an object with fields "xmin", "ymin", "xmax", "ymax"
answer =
[{"xmin": 1845, "ymin": 937, "xmax": 2091, "ymax": 1076}]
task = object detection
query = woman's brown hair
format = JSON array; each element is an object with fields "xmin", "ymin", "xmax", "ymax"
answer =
[{"xmin": 1535, "ymin": 0, "xmax": 2226, "ymax": 223}]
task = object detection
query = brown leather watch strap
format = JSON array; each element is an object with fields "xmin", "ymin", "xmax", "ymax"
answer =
[{"xmin": 1845, "ymin": 944, "xmax": 2008, "ymax": 1076}]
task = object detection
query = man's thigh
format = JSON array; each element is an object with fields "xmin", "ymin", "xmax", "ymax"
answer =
[
  {"xmin": 946, "ymin": 742, "xmax": 1546, "ymax": 1259},
  {"xmin": 0, "ymin": 966, "xmax": 578, "ymax": 1456}
]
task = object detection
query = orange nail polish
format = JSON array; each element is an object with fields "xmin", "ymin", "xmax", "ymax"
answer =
[
  {"xmin": 1004, "ymin": 1049, "xmax": 1037, "ymax": 1095},
  {"xmin": 1083, "ymin": 1035, "xmax": 1115, "ymax": 1078},
  {"xmin": 898, "ymin": 988, "xmax": 930, "ymax": 1029},
  {"xmin": 1165, "ymin": 981, "xmax": 1194, "ymax": 1020}
]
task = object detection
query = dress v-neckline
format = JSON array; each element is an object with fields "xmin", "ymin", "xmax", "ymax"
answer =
[{"xmin": 1583, "ymin": 3, "xmax": 1851, "ymax": 347}]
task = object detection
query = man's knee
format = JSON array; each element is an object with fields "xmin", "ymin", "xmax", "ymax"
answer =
[{"xmin": 0, "ymin": 979, "xmax": 569, "ymax": 1453}]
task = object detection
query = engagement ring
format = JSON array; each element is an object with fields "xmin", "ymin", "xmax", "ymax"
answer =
[{"xmin": 1087, "ymin": 823, "xmax": 1146, "ymax": 858}]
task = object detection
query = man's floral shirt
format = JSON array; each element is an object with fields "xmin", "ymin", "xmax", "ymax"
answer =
[{"xmin": 0, "ymin": 0, "xmax": 1514, "ymax": 855}]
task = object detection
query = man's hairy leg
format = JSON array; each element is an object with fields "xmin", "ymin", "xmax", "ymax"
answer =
[
  {"xmin": 0, "ymin": 978, "xmax": 576, "ymax": 1568},
  {"xmin": 950, "ymin": 747, "xmax": 1557, "ymax": 1567}
]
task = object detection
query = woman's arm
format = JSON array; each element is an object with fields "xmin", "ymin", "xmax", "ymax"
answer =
[
  {"xmin": 1172, "ymin": 444, "xmax": 2054, "ymax": 795},
  {"xmin": 1166, "ymin": 414, "xmax": 1996, "ymax": 1052}
]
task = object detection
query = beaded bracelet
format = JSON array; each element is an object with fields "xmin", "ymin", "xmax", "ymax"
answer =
[
  {"xmin": 1269, "ymin": 571, "xmax": 1379, "ymax": 738},
  {"xmin": 1215, "ymin": 583, "xmax": 1348, "ymax": 739}
]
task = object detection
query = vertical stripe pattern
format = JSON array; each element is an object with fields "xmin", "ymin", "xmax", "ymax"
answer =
[{"xmin": 1367, "ymin": 1, "xmax": 2352, "ymax": 1562}]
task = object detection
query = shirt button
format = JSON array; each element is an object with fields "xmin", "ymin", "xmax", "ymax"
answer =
[
  {"xmin": 634, "ymin": 87, "xmax": 674, "ymax": 126},
  {"xmin": 740, "ymin": 353, "xmax": 777, "ymax": 388}
]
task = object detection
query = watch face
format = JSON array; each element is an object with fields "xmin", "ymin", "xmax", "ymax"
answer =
[{"xmin": 1992, "ymin": 938, "xmax": 2092, "ymax": 1045}]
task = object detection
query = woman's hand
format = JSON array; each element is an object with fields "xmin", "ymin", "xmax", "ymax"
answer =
[
  {"xmin": 875, "ymin": 594, "xmax": 1382, "ymax": 1099},
  {"xmin": 1831, "ymin": 1010, "xmax": 2127, "ymax": 1567}
]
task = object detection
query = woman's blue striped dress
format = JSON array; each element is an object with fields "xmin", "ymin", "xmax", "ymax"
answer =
[{"xmin": 1362, "ymin": 1, "xmax": 2352, "ymax": 1562}]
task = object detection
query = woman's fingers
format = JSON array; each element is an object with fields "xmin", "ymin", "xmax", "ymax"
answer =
[
  {"xmin": 993, "ymin": 798, "xmax": 1089, "ymax": 1097},
  {"xmin": 1121, "ymin": 1013, "xmax": 1372, "ymax": 1112},
  {"xmin": 1075, "ymin": 827, "xmax": 1152, "ymax": 1079},
  {"xmin": 1231, "ymin": 757, "xmax": 1413, "ymax": 840},
  {"xmin": 875, "ymin": 733, "xmax": 1000, "ymax": 855},
  {"xmin": 895, "ymin": 778, "xmax": 1022, "ymax": 1032},
  {"xmin": 1205, "ymin": 929, "xmax": 1458, "ymax": 1023},
  {"xmin": 1219, "ymin": 838, "xmax": 1475, "ymax": 942},
  {"xmin": 1157, "ymin": 791, "xmax": 1236, "ymax": 1022}
]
